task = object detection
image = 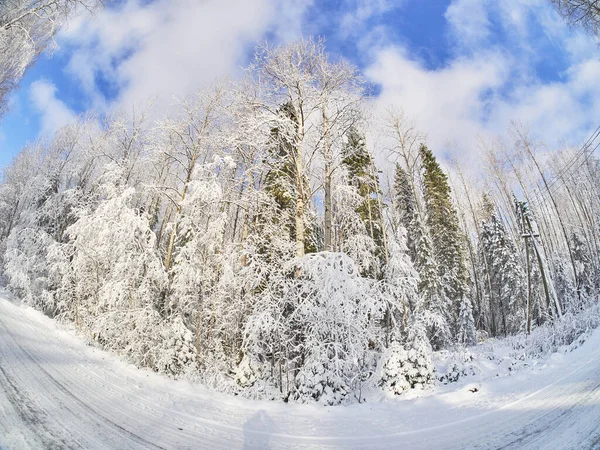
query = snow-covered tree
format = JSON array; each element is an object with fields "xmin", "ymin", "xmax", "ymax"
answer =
[
  {"xmin": 379, "ymin": 225, "xmax": 420, "ymax": 344},
  {"xmin": 412, "ymin": 213, "xmax": 451, "ymax": 349},
  {"xmin": 420, "ymin": 144, "xmax": 472, "ymax": 339},
  {"xmin": 0, "ymin": 0, "xmax": 105, "ymax": 115},
  {"xmin": 393, "ymin": 164, "xmax": 418, "ymax": 260},
  {"xmin": 456, "ymin": 297, "xmax": 477, "ymax": 346},
  {"xmin": 167, "ymin": 157, "xmax": 232, "ymax": 372},
  {"xmin": 570, "ymin": 231, "xmax": 595, "ymax": 302},
  {"xmin": 378, "ymin": 319, "xmax": 434, "ymax": 395},
  {"xmin": 480, "ymin": 206, "xmax": 525, "ymax": 335},
  {"xmin": 242, "ymin": 252, "xmax": 382, "ymax": 405},
  {"xmin": 1, "ymin": 37, "xmax": 596, "ymax": 405},
  {"xmin": 334, "ymin": 180, "xmax": 378, "ymax": 276},
  {"xmin": 340, "ymin": 127, "xmax": 385, "ymax": 277}
]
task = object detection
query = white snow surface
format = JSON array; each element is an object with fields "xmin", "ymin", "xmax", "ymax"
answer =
[{"xmin": 1, "ymin": 292, "xmax": 600, "ymax": 450}]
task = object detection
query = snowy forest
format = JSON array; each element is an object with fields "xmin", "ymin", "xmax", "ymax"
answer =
[{"xmin": 2, "ymin": 1, "xmax": 600, "ymax": 406}]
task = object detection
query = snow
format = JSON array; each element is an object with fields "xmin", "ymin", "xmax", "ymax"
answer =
[{"xmin": 2, "ymin": 291, "xmax": 600, "ymax": 449}]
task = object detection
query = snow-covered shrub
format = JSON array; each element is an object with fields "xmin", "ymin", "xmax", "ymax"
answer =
[
  {"xmin": 60, "ymin": 171, "xmax": 167, "ymax": 319},
  {"xmin": 378, "ymin": 324, "xmax": 434, "ymax": 395},
  {"xmin": 506, "ymin": 302, "xmax": 600, "ymax": 359},
  {"xmin": 435, "ymin": 301, "xmax": 600, "ymax": 386},
  {"xmin": 91, "ymin": 309, "xmax": 198, "ymax": 377},
  {"xmin": 242, "ymin": 252, "xmax": 382, "ymax": 405},
  {"xmin": 234, "ymin": 355, "xmax": 260, "ymax": 388},
  {"xmin": 295, "ymin": 347, "xmax": 352, "ymax": 406},
  {"xmin": 436, "ymin": 349, "xmax": 478, "ymax": 384},
  {"xmin": 4, "ymin": 227, "xmax": 54, "ymax": 311},
  {"xmin": 154, "ymin": 315, "xmax": 199, "ymax": 376},
  {"xmin": 476, "ymin": 329, "xmax": 490, "ymax": 343},
  {"xmin": 233, "ymin": 354, "xmax": 285, "ymax": 401}
]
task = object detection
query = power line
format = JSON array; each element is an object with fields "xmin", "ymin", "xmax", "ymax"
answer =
[
  {"xmin": 530, "ymin": 144, "xmax": 599, "ymax": 207},
  {"xmin": 530, "ymin": 125, "xmax": 600, "ymax": 200},
  {"xmin": 544, "ymin": 126, "xmax": 600, "ymax": 189},
  {"xmin": 526, "ymin": 124, "xmax": 600, "ymax": 208}
]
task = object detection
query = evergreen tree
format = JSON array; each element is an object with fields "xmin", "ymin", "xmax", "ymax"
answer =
[
  {"xmin": 340, "ymin": 127, "xmax": 385, "ymax": 277},
  {"xmin": 570, "ymin": 231, "xmax": 595, "ymax": 301},
  {"xmin": 413, "ymin": 213, "xmax": 451, "ymax": 349},
  {"xmin": 378, "ymin": 320, "xmax": 434, "ymax": 396},
  {"xmin": 393, "ymin": 164, "xmax": 417, "ymax": 261},
  {"xmin": 480, "ymin": 201, "xmax": 525, "ymax": 335},
  {"xmin": 552, "ymin": 255, "xmax": 577, "ymax": 313},
  {"xmin": 419, "ymin": 144, "xmax": 471, "ymax": 339},
  {"xmin": 457, "ymin": 297, "xmax": 477, "ymax": 345},
  {"xmin": 264, "ymin": 102, "xmax": 317, "ymax": 254},
  {"xmin": 391, "ymin": 161, "xmax": 452, "ymax": 347},
  {"xmin": 380, "ymin": 226, "xmax": 420, "ymax": 345}
]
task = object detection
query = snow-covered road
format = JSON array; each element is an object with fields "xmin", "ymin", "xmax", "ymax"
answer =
[{"xmin": 1, "ymin": 294, "xmax": 600, "ymax": 450}]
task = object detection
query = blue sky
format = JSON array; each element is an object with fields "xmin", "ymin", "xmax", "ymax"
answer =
[{"xmin": 1, "ymin": 0, "xmax": 599, "ymax": 170}]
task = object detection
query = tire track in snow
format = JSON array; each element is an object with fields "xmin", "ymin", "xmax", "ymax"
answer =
[
  {"xmin": 3, "ymin": 295, "xmax": 600, "ymax": 449},
  {"xmin": 0, "ymin": 361, "xmax": 74, "ymax": 450},
  {"xmin": 0, "ymin": 315, "xmax": 167, "ymax": 450},
  {"xmin": 496, "ymin": 379, "xmax": 600, "ymax": 449},
  {"xmin": 0, "ymin": 301, "xmax": 245, "ymax": 449}
]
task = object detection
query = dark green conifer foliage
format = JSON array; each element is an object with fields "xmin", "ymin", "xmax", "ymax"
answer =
[
  {"xmin": 264, "ymin": 102, "xmax": 317, "ymax": 254},
  {"xmin": 341, "ymin": 127, "xmax": 385, "ymax": 276},
  {"xmin": 393, "ymin": 164, "xmax": 417, "ymax": 260},
  {"xmin": 419, "ymin": 144, "xmax": 470, "ymax": 335},
  {"xmin": 480, "ymin": 197, "xmax": 525, "ymax": 336}
]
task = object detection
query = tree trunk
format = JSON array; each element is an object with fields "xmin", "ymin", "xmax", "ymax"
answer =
[{"xmin": 322, "ymin": 103, "xmax": 333, "ymax": 252}]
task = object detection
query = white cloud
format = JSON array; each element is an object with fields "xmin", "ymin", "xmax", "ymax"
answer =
[
  {"xmin": 58, "ymin": 0, "xmax": 313, "ymax": 113},
  {"xmin": 366, "ymin": 47, "xmax": 510, "ymax": 158},
  {"xmin": 339, "ymin": 0, "xmax": 396, "ymax": 38},
  {"xmin": 29, "ymin": 80, "xmax": 76, "ymax": 136},
  {"xmin": 445, "ymin": 0, "xmax": 492, "ymax": 48},
  {"xmin": 363, "ymin": 0, "xmax": 600, "ymax": 173},
  {"xmin": 28, "ymin": 0, "xmax": 600, "ymax": 174},
  {"xmin": 489, "ymin": 59, "xmax": 600, "ymax": 146}
]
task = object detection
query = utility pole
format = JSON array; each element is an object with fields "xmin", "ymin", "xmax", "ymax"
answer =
[
  {"xmin": 516, "ymin": 199, "xmax": 534, "ymax": 334},
  {"xmin": 516, "ymin": 199, "xmax": 562, "ymax": 331}
]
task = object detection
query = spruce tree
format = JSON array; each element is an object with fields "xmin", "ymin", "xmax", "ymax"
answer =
[
  {"xmin": 413, "ymin": 213, "xmax": 451, "ymax": 349},
  {"xmin": 340, "ymin": 127, "xmax": 385, "ymax": 277},
  {"xmin": 457, "ymin": 297, "xmax": 477, "ymax": 346},
  {"xmin": 480, "ymin": 200, "xmax": 525, "ymax": 335},
  {"xmin": 552, "ymin": 256, "xmax": 576, "ymax": 313},
  {"xmin": 393, "ymin": 164, "xmax": 417, "ymax": 261},
  {"xmin": 570, "ymin": 232, "xmax": 595, "ymax": 301},
  {"xmin": 419, "ymin": 144, "xmax": 471, "ymax": 340}
]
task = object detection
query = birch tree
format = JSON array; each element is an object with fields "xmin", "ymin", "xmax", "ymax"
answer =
[{"xmin": 0, "ymin": 0, "xmax": 105, "ymax": 114}]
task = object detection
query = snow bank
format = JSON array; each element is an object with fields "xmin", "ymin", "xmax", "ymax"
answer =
[{"xmin": 435, "ymin": 302, "xmax": 600, "ymax": 388}]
